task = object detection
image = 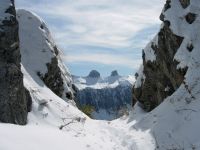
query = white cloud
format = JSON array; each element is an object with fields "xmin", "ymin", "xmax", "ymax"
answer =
[
  {"xmin": 16, "ymin": 0, "xmax": 165, "ymax": 49},
  {"xmin": 62, "ymin": 53, "xmax": 142, "ymax": 69},
  {"xmin": 16, "ymin": 0, "xmax": 165, "ymax": 75}
]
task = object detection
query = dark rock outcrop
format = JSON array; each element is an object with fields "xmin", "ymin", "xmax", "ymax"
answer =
[
  {"xmin": 164, "ymin": 0, "xmax": 171, "ymax": 12},
  {"xmin": 42, "ymin": 57, "xmax": 64, "ymax": 98},
  {"xmin": 37, "ymin": 50, "xmax": 74, "ymax": 101},
  {"xmin": 133, "ymin": 1, "xmax": 187, "ymax": 111},
  {"xmin": 88, "ymin": 70, "xmax": 100, "ymax": 78},
  {"xmin": 111, "ymin": 70, "xmax": 119, "ymax": 77},
  {"xmin": 185, "ymin": 13, "xmax": 196, "ymax": 24},
  {"xmin": 159, "ymin": 13, "xmax": 165, "ymax": 22},
  {"xmin": 0, "ymin": 0, "xmax": 31, "ymax": 125},
  {"xmin": 41, "ymin": 52, "xmax": 74, "ymax": 101},
  {"xmin": 160, "ymin": 0, "xmax": 191, "ymax": 22},
  {"xmin": 179, "ymin": 0, "xmax": 190, "ymax": 8},
  {"xmin": 187, "ymin": 43, "xmax": 193, "ymax": 52}
]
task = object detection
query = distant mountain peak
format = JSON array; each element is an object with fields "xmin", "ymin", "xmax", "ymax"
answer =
[
  {"xmin": 110, "ymin": 70, "xmax": 119, "ymax": 77},
  {"xmin": 88, "ymin": 70, "xmax": 101, "ymax": 78}
]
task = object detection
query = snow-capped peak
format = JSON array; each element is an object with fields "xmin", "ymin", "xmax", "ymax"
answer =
[
  {"xmin": 73, "ymin": 70, "xmax": 134, "ymax": 90},
  {"xmin": 110, "ymin": 70, "xmax": 119, "ymax": 77},
  {"xmin": 87, "ymin": 70, "xmax": 101, "ymax": 78}
]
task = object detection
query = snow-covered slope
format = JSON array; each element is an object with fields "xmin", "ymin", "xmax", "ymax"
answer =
[
  {"xmin": 73, "ymin": 70, "xmax": 134, "ymax": 120},
  {"xmin": 17, "ymin": 9, "xmax": 75, "ymax": 102},
  {"xmin": 6, "ymin": 59, "xmax": 138, "ymax": 150}
]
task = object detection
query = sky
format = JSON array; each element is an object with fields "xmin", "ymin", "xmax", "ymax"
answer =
[{"xmin": 15, "ymin": 0, "xmax": 165, "ymax": 77}]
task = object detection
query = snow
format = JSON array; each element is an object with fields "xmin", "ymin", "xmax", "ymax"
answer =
[
  {"xmin": 74, "ymin": 73, "xmax": 134, "ymax": 120},
  {"xmin": 132, "ymin": 0, "xmax": 200, "ymax": 149},
  {"xmin": 1, "ymin": 9, "xmax": 151, "ymax": 150},
  {"xmin": 17, "ymin": 9, "xmax": 73, "ymax": 101},
  {"xmin": 73, "ymin": 74, "xmax": 135, "ymax": 90},
  {"xmin": 162, "ymin": 0, "xmax": 200, "ymax": 70},
  {"xmin": 0, "ymin": 98, "xmax": 154, "ymax": 150},
  {"xmin": 0, "ymin": 64, "xmax": 154, "ymax": 150},
  {"xmin": 17, "ymin": 9, "xmax": 56, "ymax": 74},
  {"xmin": 143, "ymin": 35, "xmax": 157, "ymax": 62},
  {"xmin": 0, "ymin": 8, "xmax": 154, "ymax": 150},
  {"xmin": 134, "ymin": 65, "xmax": 145, "ymax": 88}
]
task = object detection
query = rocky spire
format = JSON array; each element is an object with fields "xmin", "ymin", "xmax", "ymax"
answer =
[
  {"xmin": 88, "ymin": 70, "xmax": 101, "ymax": 78},
  {"xmin": 133, "ymin": 0, "xmax": 188, "ymax": 111},
  {"xmin": 0, "ymin": 0, "xmax": 31, "ymax": 125},
  {"xmin": 110, "ymin": 70, "xmax": 119, "ymax": 77}
]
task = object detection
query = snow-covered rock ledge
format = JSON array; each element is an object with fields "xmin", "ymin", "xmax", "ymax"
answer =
[{"xmin": 17, "ymin": 9, "xmax": 75, "ymax": 103}]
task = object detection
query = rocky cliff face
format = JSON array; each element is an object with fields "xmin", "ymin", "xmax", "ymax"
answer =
[
  {"xmin": 0, "ymin": 0, "xmax": 31, "ymax": 125},
  {"xmin": 17, "ymin": 9, "xmax": 75, "ymax": 103},
  {"xmin": 131, "ymin": 1, "xmax": 200, "ymax": 148},
  {"xmin": 133, "ymin": 0, "xmax": 189, "ymax": 111},
  {"xmin": 133, "ymin": 0, "xmax": 190, "ymax": 111}
]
